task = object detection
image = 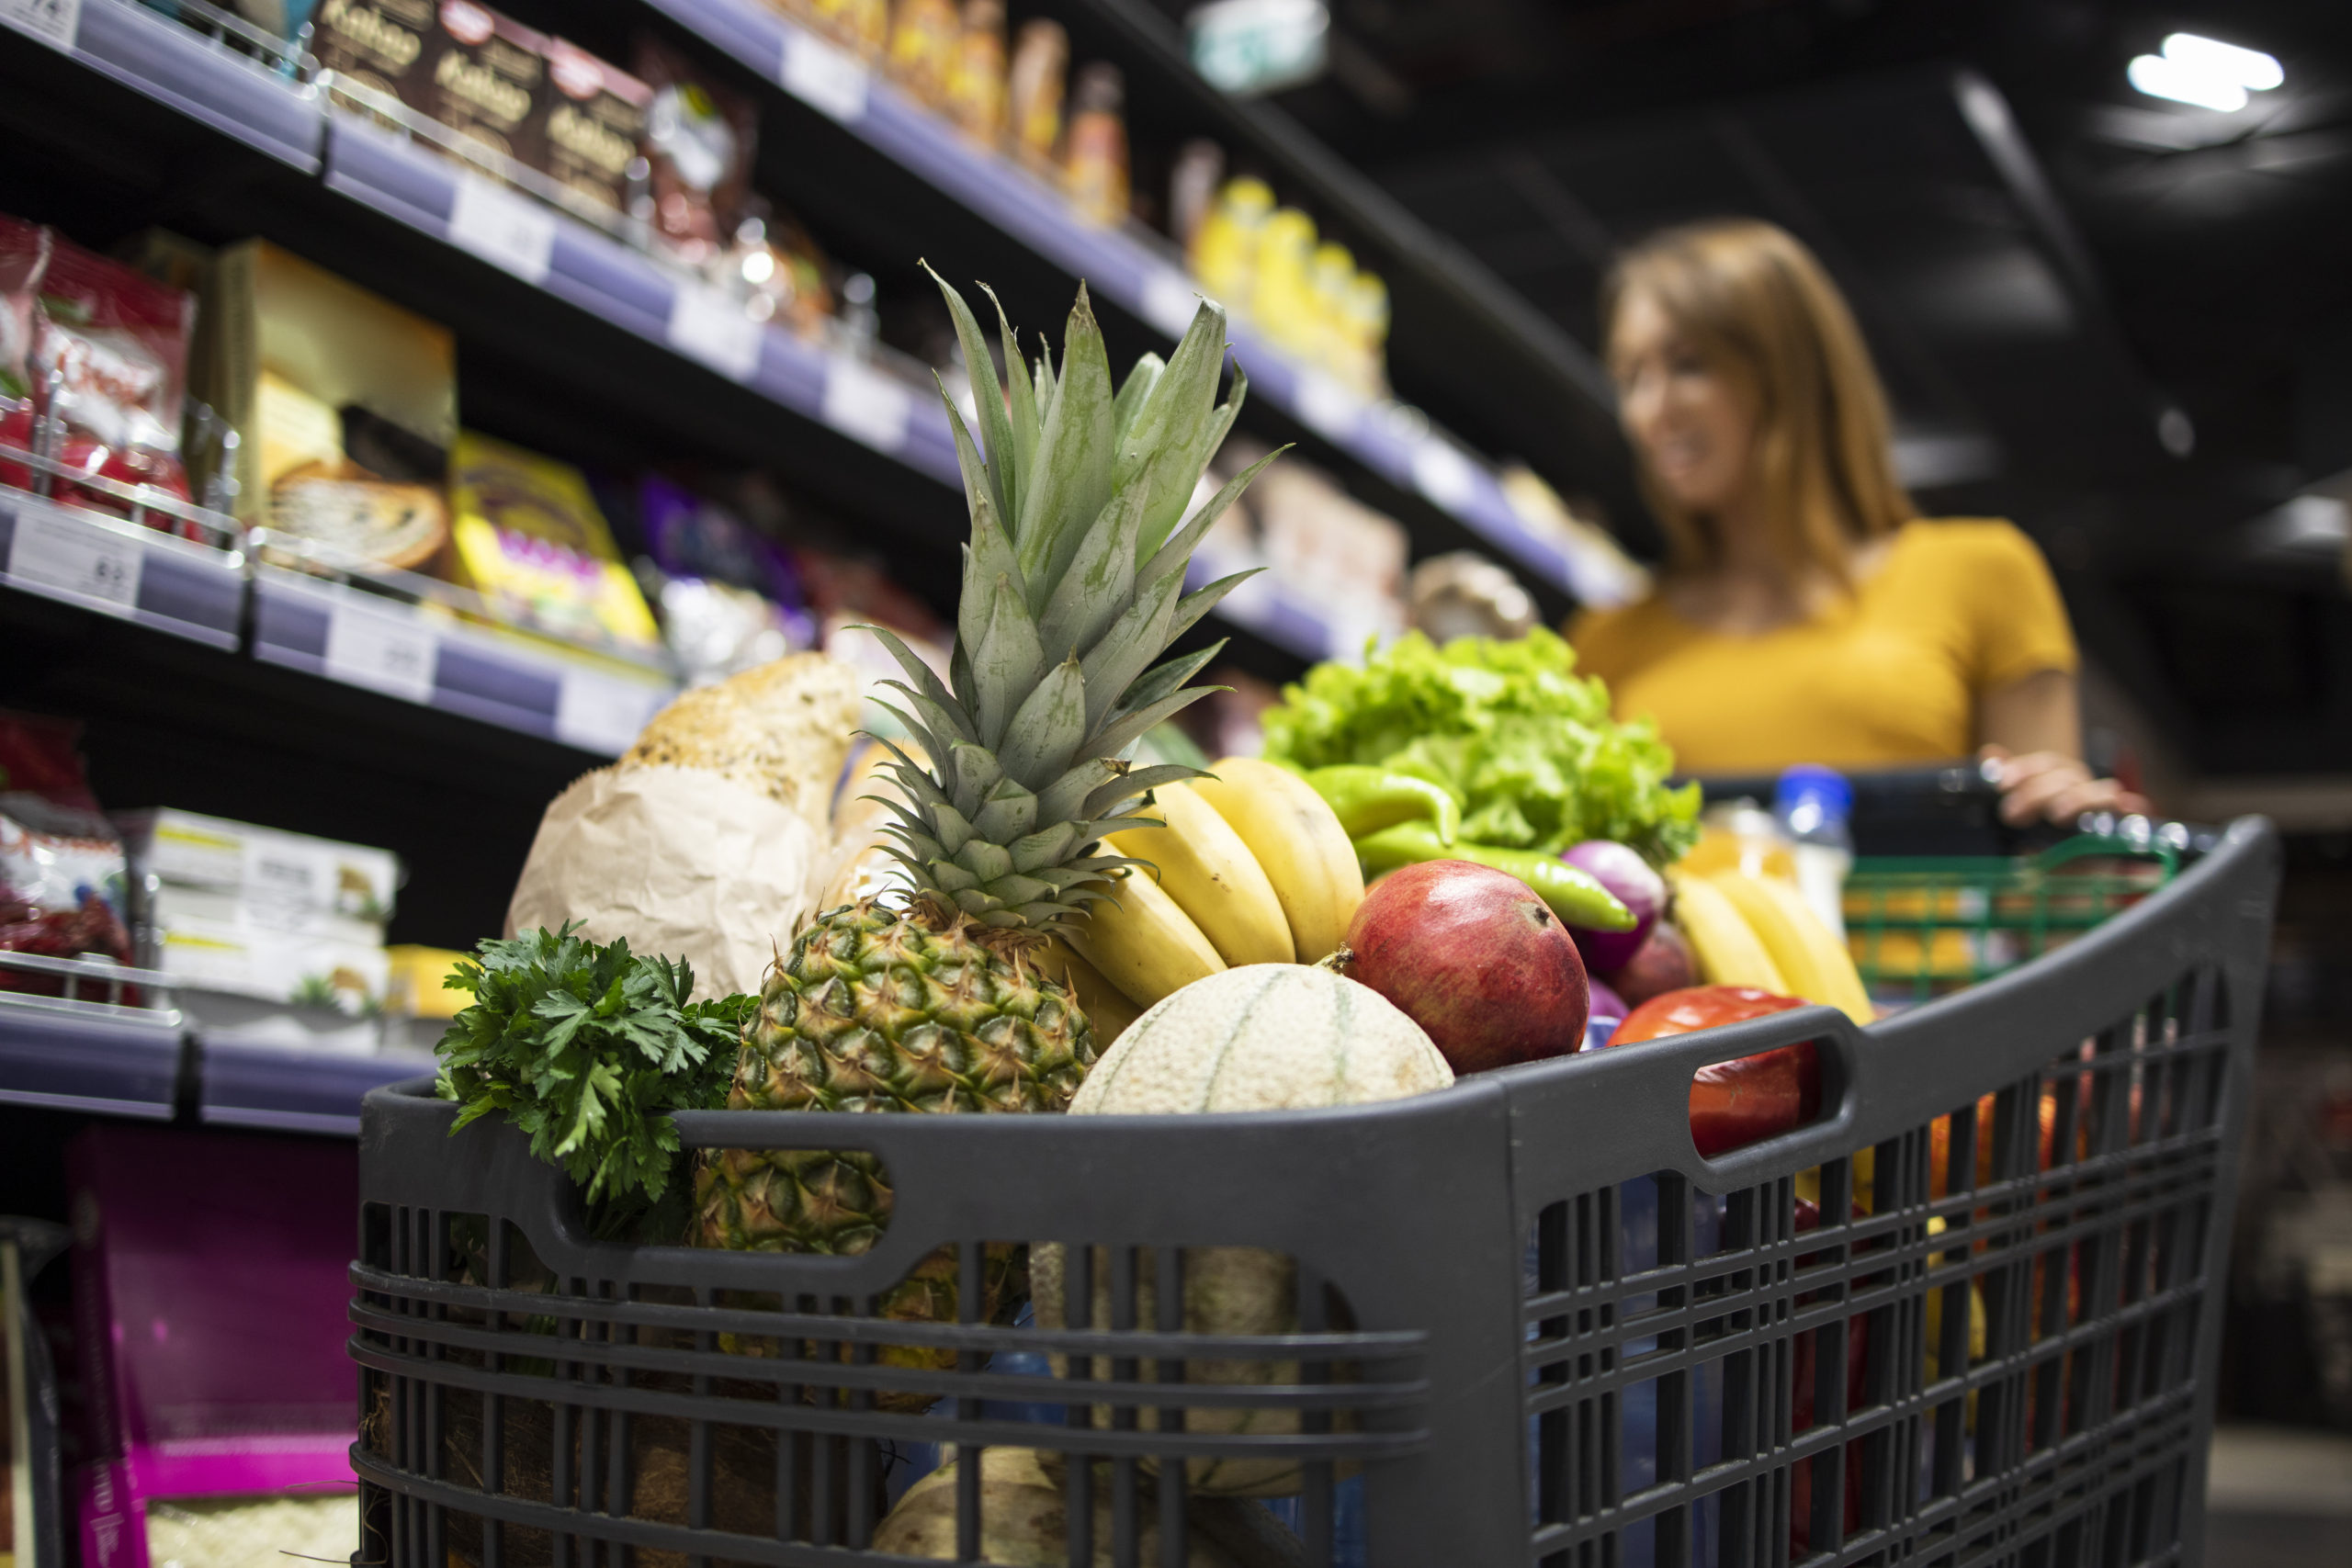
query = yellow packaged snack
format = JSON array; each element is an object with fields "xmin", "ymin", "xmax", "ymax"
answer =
[{"xmin": 444, "ymin": 432, "xmax": 660, "ymax": 650}]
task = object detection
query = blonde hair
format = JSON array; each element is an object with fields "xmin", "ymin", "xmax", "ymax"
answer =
[{"xmin": 1602, "ymin": 219, "xmax": 1914, "ymax": 581}]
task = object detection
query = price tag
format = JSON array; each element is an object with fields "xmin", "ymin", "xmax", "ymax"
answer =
[
  {"xmin": 323, "ymin": 593, "xmax": 436, "ymax": 704},
  {"xmin": 822, "ymin": 356, "xmax": 913, "ymax": 454},
  {"xmin": 447, "ymin": 173, "xmax": 555, "ymax": 287},
  {"xmin": 1410, "ymin": 439, "xmax": 1479, "ymax": 512},
  {"xmin": 556, "ymin": 666, "xmax": 662, "ymax": 756},
  {"xmin": 1293, "ymin": 372, "xmax": 1365, "ymax": 443},
  {"xmin": 1140, "ymin": 272, "xmax": 1203, "ymax": 340},
  {"xmin": 7, "ymin": 504, "xmax": 142, "ymax": 615},
  {"xmin": 780, "ymin": 29, "xmax": 869, "ymax": 123},
  {"xmin": 667, "ymin": 283, "xmax": 763, "ymax": 383},
  {"xmin": 0, "ymin": 0, "xmax": 80, "ymax": 51}
]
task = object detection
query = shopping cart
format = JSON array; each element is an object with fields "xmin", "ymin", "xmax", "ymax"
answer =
[
  {"xmin": 350, "ymin": 817, "xmax": 2278, "ymax": 1566},
  {"xmin": 1848, "ymin": 830, "xmax": 2182, "ymax": 1003}
]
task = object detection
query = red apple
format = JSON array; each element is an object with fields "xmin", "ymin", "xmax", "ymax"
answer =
[
  {"xmin": 1337, "ymin": 859, "xmax": 1589, "ymax": 1074},
  {"xmin": 1608, "ymin": 920, "xmax": 1696, "ymax": 1008}
]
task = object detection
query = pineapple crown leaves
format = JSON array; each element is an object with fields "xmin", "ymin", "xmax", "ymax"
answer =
[
  {"xmin": 857, "ymin": 266, "xmax": 1283, "ymax": 931},
  {"xmin": 434, "ymin": 923, "xmax": 757, "ymax": 1219}
]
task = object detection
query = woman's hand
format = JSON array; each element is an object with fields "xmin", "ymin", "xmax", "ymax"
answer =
[{"xmin": 1979, "ymin": 744, "xmax": 2153, "ymax": 827}]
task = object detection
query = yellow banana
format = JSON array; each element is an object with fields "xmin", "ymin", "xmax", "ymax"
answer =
[
  {"xmin": 1064, "ymin": 867, "xmax": 1225, "ymax": 1010},
  {"xmin": 1188, "ymin": 758, "xmax": 1364, "ymax": 962},
  {"xmin": 1666, "ymin": 869, "xmax": 1788, "ymax": 993},
  {"xmin": 1105, "ymin": 782, "xmax": 1295, "ymax": 967},
  {"xmin": 1040, "ymin": 937, "xmax": 1146, "ymax": 1048},
  {"xmin": 1704, "ymin": 870, "xmax": 1873, "ymax": 1025}
]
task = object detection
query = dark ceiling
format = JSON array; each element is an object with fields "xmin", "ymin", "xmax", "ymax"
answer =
[{"xmin": 1148, "ymin": 0, "xmax": 2352, "ymax": 778}]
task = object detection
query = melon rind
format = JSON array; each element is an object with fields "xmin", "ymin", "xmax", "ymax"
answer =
[{"xmin": 1036, "ymin": 964, "xmax": 1451, "ymax": 1495}]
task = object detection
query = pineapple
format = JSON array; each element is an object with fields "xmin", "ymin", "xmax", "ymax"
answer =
[{"xmin": 695, "ymin": 272, "xmax": 1273, "ymax": 1395}]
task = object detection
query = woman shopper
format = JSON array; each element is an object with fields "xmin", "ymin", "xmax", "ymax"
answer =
[{"xmin": 1569, "ymin": 218, "xmax": 2147, "ymax": 825}]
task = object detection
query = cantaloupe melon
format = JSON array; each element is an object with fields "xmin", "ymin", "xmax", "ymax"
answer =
[
  {"xmin": 1035, "ymin": 965, "xmax": 1451, "ymax": 1495},
  {"xmin": 873, "ymin": 1447, "xmax": 1256, "ymax": 1564}
]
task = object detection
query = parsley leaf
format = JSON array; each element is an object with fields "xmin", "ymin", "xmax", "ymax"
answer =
[{"xmin": 434, "ymin": 923, "xmax": 757, "ymax": 1240}]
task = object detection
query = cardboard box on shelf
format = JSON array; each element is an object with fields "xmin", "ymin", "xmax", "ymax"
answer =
[
  {"xmin": 197, "ymin": 240, "xmax": 457, "ymax": 533},
  {"xmin": 116, "ymin": 809, "xmax": 400, "ymax": 925}
]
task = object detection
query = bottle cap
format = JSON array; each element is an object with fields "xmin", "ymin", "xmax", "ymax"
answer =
[{"xmin": 1775, "ymin": 763, "xmax": 1852, "ymax": 819}]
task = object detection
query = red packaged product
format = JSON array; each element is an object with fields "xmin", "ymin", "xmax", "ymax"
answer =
[
  {"xmin": 0, "ymin": 709, "xmax": 132, "ymax": 987},
  {"xmin": 0, "ymin": 216, "xmax": 51, "ymax": 490},
  {"xmin": 0, "ymin": 219, "xmax": 197, "ymax": 526}
]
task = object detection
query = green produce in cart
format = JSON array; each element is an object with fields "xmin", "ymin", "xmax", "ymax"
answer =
[
  {"xmin": 1353, "ymin": 820, "xmax": 1631, "ymax": 931},
  {"xmin": 1261, "ymin": 627, "xmax": 1701, "ymax": 868}
]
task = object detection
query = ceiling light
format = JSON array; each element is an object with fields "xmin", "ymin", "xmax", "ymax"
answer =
[
  {"xmin": 2127, "ymin": 31, "xmax": 2282, "ymax": 112},
  {"xmin": 2163, "ymin": 32, "xmax": 2283, "ymax": 91}
]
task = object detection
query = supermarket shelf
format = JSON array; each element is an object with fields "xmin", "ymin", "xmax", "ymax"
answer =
[
  {"xmin": 0, "ymin": 956, "xmax": 187, "ymax": 1120},
  {"xmin": 25, "ymin": 0, "xmax": 323, "ymax": 173},
  {"xmin": 250, "ymin": 566, "xmax": 677, "ymax": 757},
  {"xmin": 195, "ymin": 1037, "xmax": 429, "ymax": 1137},
  {"xmin": 320, "ymin": 110, "xmax": 964, "ymax": 488},
  {"xmin": 647, "ymin": 0, "xmax": 1622, "ymax": 605},
  {"xmin": 4, "ymin": 0, "xmax": 1395, "ymax": 676},
  {"xmin": 0, "ymin": 489, "xmax": 245, "ymax": 650}
]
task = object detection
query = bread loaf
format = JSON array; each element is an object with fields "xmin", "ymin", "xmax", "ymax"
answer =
[{"xmin": 618, "ymin": 653, "xmax": 862, "ymax": 828}]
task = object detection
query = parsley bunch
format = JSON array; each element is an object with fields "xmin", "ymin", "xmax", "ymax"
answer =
[{"xmin": 435, "ymin": 924, "xmax": 756, "ymax": 1239}]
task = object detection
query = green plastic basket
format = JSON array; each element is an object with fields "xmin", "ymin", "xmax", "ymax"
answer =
[{"xmin": 1844, "ymin": 832, "xmax": 2180, "ymax": 1001}]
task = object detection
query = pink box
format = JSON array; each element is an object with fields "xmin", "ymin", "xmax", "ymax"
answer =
[{"xmin": 68, "ymin": 1124, "xmax": 358, "ymax": 1568}]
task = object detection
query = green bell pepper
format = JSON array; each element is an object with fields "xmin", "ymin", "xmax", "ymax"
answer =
[
  {"xmin": 1355, "ymin": 821, "xmax": 1634, "ymax": 931},
  {"xmin": 1304, "ymin": 766, "xmax": 1461, "ymax": 844}
]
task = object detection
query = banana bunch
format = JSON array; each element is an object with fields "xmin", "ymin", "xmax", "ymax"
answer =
[
  {"xmin": 1668, "ymin": 865, "xmax": 1873, "ymax": 1025},
  {"xmin": 1064, "ymin": 757, "xmax": 1365, "ymax": 1014}
]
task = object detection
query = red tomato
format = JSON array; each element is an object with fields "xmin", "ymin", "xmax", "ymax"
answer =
[{"xmin": 1605, "ymin": 986, "xmax": 1817, "ymax": 1156}]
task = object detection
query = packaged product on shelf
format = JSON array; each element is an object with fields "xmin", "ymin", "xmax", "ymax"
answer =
[
  {"xmin": 1170, "ymin": 139, "xmax": 1225, "ymax": 254},
  {"xmin": 310, "ymin": 0, "xmax": 432, "ymax": 100},
  {"xmin": 633, "ymin": 34, "xmax": 759, "ymax": 270},
  {"xmin": 1308, "ymin": 240, "xmax": 1357, "ymax": 379},
  {"xmin": 886, "ymin": 0, "xmax": 960, "ymax": 111},
  {"xmin": 1251, "ymin": 454, "xmax": 1409, "ymax": 647},
  {"xmin": 1498, "ymin": 461, "xmax": 1652, "ymax": 609},
  {"xmin": 0, "ymin": 711, "xmax": 133, "ymax": 981},
  {"xmin": 1190, "ymin": 174, "xmax": 1272, "ymax": 310},
  {"xmin": 445, "ymin": 430, "xmax": 662, "ymax": 650},
  {"xmin": 638, "ymin": 476, "xmax": 816, "ymax": 683},
  {"xmin": 794, "ymin": 0, "xmax": 888, "ymax": 61},
  {"xmin": 317, "ymin": 0, "xmax": 548, "ymax": 171},
  {"xmin": 1251, "ymin": 205, "xmax": 1318, "ymax": 358},
  {"xmin": 0, "ymin": 219, "xmax": 198, "ymax": 519},
  {"xmin": 536, "ymin": 37, "xmax": 652, "ymax": 221},
  {"xmin": 118, "ymin": 807, "xmax": 399, "ymax": 1015},
  {"xmin": 199, "ymin": 239, "xmax": 458, "ymax": 557},
  {"xmin": 1064, "ymin": 62, "xmax": 1132, "ymax": 226},
  {"xmin": 728, "ymin": 200, "xmax": 835, "ymax": 336},
  {"xmin": 117, "ymin": 807, "xmax": 399, "ymax": 923},
  {"xmin": 414, "ymin": 0, "xmax": 548, "ymax": 169},
  {"xmin": 0, "ymin": 803, "xmax": 132, "ymax": 979},
  {"xmin": 1408, "ymin": 551, "xmax": 1539, "ymax": 643},
  {"xmin": 944, "ymin": 0, "xmax": 1009, "ymax": 145},
  {"xmin": 67, "ymin": 1127, "xmax": 360, "ymax": 1568},
  {"xmin": 1346, "ymin": 265, "xmax": 1392, "ymax": 395},
  {"xmin": 1005, "ymin": 17, "xmax": 1069, "ymax": 176}
]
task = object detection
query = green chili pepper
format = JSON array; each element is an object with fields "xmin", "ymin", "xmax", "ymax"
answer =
[
  {"xmin": 1304, "ymin": 766, "xmax": 1461, "ymax": 844},
  {"xmin": 1355, "ymin": 821, "xmax": 1634, "ymax": 931}
]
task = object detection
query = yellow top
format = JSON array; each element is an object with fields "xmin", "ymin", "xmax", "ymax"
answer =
[{"xmin": 1568, "ymin": 519, "xmax": 2077, "ymax": 773}]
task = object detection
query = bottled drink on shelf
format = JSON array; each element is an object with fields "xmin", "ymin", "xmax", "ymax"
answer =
[
  {"xmin": 1064, "ymin": 63, "xmax": 1131, "ymax": 226},
  {"xmin": 1007, "ymin": 18, "xmax": 1069, "ymax": 176}
]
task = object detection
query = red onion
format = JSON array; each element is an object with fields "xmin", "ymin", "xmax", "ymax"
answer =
[
  {"xmin": 1559, "ymin": 840, "xmax": 1664, "ymax": 974},
  {"xmin": 1588, "ymin": 976, "xmax": 1627, "ymax": 1022}
]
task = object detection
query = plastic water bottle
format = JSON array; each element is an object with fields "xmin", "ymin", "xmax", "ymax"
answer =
[{"xmin": 1775, "ymin": 765, "xmax": 1854, "ymax": 942}]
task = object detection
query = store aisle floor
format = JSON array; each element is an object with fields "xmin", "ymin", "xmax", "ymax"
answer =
[{"xmin": 2207, "ymin": 1425, "xmax": 2352, "ymax": 1567}]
